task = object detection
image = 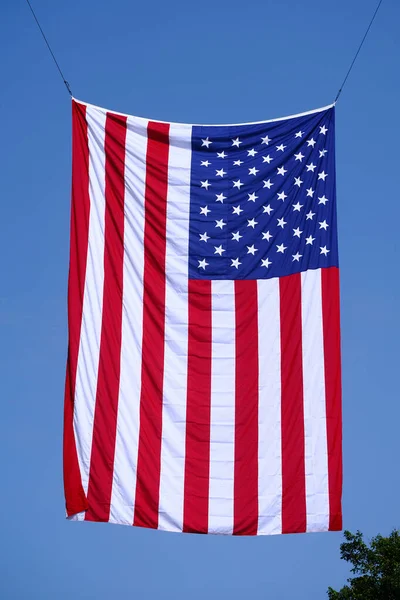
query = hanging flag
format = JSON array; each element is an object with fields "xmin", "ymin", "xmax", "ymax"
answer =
[{"xmin": 63, "ymin": 98, "xmax": 342, "ymax": 535}]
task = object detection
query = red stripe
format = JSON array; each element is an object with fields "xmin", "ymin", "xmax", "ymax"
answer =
[
  {"xmin": 133, "ymin": 122, "xmax": 170, "ymax": 529},
  {"xmin": 183, "ymin": 279, "xmax": 212, "ymax": 534},
  {"xmin": 321, "ymin": 267, "xmax": 343, "ymax": 531},
  {"xmin": 63, "ymin": 101, "xmax": 90, "ymax": 517},
  {"xmin": 85, "ymin": 112, "xmax": 127, "ymax": 522},
  {"xmin": 279, "ymin": 274, "xmax": 306, "ymax": 533},
  {"xmin": 233, "ymin": 280, "xmax": 259, "ymax": 535}
]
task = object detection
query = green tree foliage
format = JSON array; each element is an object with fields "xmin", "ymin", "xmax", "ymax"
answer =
[{"xmin": 328, "ymin": 529, "xmax": 400, "ymax": 599}]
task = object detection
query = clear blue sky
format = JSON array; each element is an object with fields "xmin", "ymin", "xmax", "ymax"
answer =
[{"xmin": 1, "ymin": 0, "xmax": 399, "ymax": 597}]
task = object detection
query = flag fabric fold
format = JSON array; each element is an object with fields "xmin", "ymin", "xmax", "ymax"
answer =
[{"xmin": 63, "ymin": 99, "xmax": 342, "ymax": 535}]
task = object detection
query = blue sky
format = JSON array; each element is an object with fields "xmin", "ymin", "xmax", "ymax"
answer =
[{"xmin": 1, "ymin": 0, "xmax": 399, "ymax": 597}]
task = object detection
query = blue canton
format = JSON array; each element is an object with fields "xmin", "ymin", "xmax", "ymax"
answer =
[{"xmin": 189, "ymin": 106, "xmax": 338, "ymax": 280}]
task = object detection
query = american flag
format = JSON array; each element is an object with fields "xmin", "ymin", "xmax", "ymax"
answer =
[{"xmin": 63, "ymin": 98, "xmax": 342, "ymax": 535}]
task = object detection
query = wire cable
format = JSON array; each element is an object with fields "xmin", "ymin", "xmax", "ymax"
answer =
[
  {"xmin": 25, "ymin": 0, "xmax": 72, "ymax": 96},
  {"xmin": 335, "ymin": 0, "xmax": 384, "ymax": 103},
  {"xmin": 25, "ymin": 0, "xmax": 384, "ymax": 104}
]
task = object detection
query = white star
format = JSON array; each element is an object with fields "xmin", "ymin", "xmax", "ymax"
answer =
[
  {"xmin": 232, "ymin": 205, "xmax": 243, "ymax": 215},
  {"xmin": 319, "ymin": 220, "xmax": 329, "ymax": 230},
  {"xmin": 233, "ymin": 179, "xmax": 244, "ymax": 189},
  {"xmin": 295, "ymin": 130, "xmax": 304, "ymax": 138},
  {"xmin": 261, "ymin": 135, "xmax": 271, "ymax": 145},
  {"xmin": 249, "ymin": 166, "xmax": 259, "ymax": 176},
  {"xmin": 200, "ymin": 205, "xmax": 210, "ymax": 216},
  {"xmin": 215, "ymin": 193, "xmax": 226, "ymax": 203},
  {"xmin": 292, "ymin": 252, "xmax": 302, "ymax": 262},
  {"xmin": 262, "ymin": 155, "xmax": 273, "ymax": 164},
  {"xmin": 306, "ymin": 235, "xmax": 315, "ymax": 245},
  {"xmin": 306, "ymin": 187, "xmax": 315, "ymax": 198},
  {"xmin": 248, "ymin": 148, "xmax": 258, "ymax": 157},
  {"xmin": 294, "ymin": 176, "xmax": 303, "ymax": 187},
  {"xmin": 263, "ymin": 179, "xmax": 274, "ymax": 189},
  {"xmin": 248, "ymin": 192, "xmax": 258, "ymax": 202},
  {"xmin": 277, "ymin": 217, "xmax": 287, "ymax": 228},
  {"xmin": 231, "ymin": 137, "xmax": 242, "ymax": 147},
  {"xmin": 276, "ymin": 243, "xmax": 287, "ymax": 253},
  {"xmin": 201, "ymin": 160, "xmax": 211, "ymax": 167},
  {"xmin": 292, "ymin": 201, "xmax": 303, "ymax": 212},
  {"xmin": 295, "ymin": 151, "xmax": 304, "ymax": 162},
  {"xmin": 307, "ymin": 138, "xmax": 316, "ymax": 147},
  {"xmin": 198, "ymin": 258, "xmax": 208, "ymax": 269},
  {"xmin": 247, "ymin": 218, "xmax": 258, "ymax": 228},
  {"xmin": 262, "ymin": 231, "xmax": 272, "ymax": 241},
  {"xmin": 233, "ymin": 159, "xmax": 244, "ymax": 166},
  {"xmin": 319, "ymin": 125, "xmax": 328, "ymax": 135},
  {"xmin": 199, "ymin": 232, "xmax": 209, "ymax": 242},
  {"xmin": 232, "ymin": 231, "xmax": 242, "ymax": 242},
  {"xmin": 201, "ymin": 180, "xmax": 211, "ymax": 189},
  {"xmin": 320, "ymin": 246, "xmax": 330, "ymax": 256},
  {"xmin": 261, "ymin": 257, "xmax": 272, "ymax": 268},
  {"xmin": 263, "ymin": 204, "xmax": 273, "ymax": 215},
  {"xmin": 277, "ymin": 166, "xmax": 287, "ymax": 176},
  {"xmin": 214, "ymin": 245, "xmax": 225, "ymax": 255},
  {"xmin": 319, "ymin": 149, "xmax": 328, "ymax": 158},
  {"xmin": 318, "ymin": 195, "xmax": 329, "ymax": 205},
  {"xmin": 306, "ymin": 162, "xmax": 316, "ymax": 172},
  {"xmin": 201, "ymin": 137, "xmax": 212, "ymax": 148},
  {"xmin": 247, "ymin": 245, "xmax": 258, "ymax": 255},
  {"xmin": 293, "ymin": 227, "xmax": 303, "ymax": 238},
  {"xmin": 306, "ymin": 210, "xmax": 315, "ymax": 220},
  {"xmin": 318, "ymin": 171, "xmax": 328, "ymax": 181},
  {"xmin": 231, "ymin": 258, "xmax": 242, "ymax": 269},
  {"xmin": 215, "ymin": 169, "xmax": 226, "ymax": 178},
  {"xmin": 277, "ymin": 191, "xmax": 287, "ymax": 201},
  {"xmin": 276, "ymin": 144, "xmax": 286, "ymax": 152},
  {"xmin": 217, "ymin": 151, "xmax": 227, "ymax": 158},
  {"xmin": 215, "ymin": 219, "xmax": 226, "ymax": 229}
]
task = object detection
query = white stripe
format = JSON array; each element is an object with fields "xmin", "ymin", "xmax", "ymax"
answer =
[
  {"xmin": 109, "ymin": 116, "xmax": 148, "ymax": 525},
  {"xmin": 73, "ymin": 106, "xmax": 107, "ymax": 497},
  {"xmin": 67, "ymin": 511, "xmax": 85, "ymax": 521},
  {"xmin": 208, "ymin": 280, "xmax": 235, "ymax": 535},
  {"xmin": 158, "ymin": 124, "xmax": 192, "ymax": 532},
  {"xmin": 73, "ymin": 97, "xmax": 334, "ymax": 128},
  {"xmin": 301, "ymin": 269, "xmax": 330, "ymax": 532},
  {"xmin": 257, "ymin": 278, "xmax": 283, "ymax": 535}
]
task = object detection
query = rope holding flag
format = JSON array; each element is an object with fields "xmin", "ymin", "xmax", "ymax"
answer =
[
  {"xmin": 24, "ymin": 0, "xmax": 384, "ymax": 105},
  {"xmin": 334, "ymin": 0, "xmax": 384, "ymax": 102},
  {"xmin": 25, "ymin": 0, "xmax": 72, "ymax": 96}
]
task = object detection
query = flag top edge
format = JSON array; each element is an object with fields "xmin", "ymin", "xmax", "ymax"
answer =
[{"xmin": 72, "ymin": 97, "xmax": 335, "ymax": 127}]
